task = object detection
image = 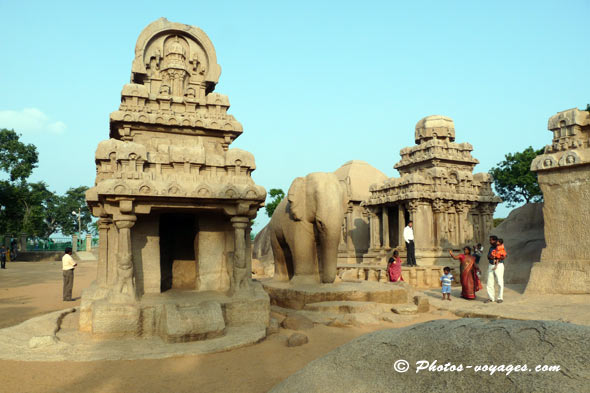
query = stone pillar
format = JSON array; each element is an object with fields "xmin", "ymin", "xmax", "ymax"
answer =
[
  {"xmin": 86, "ymin": 234, "xmax": 92, "ymax": 251},
  {"xmin": 97, "ymin": 218, "xmax": 111, "ymax": 287},
  {"xmin": 113, "ymin": 214, "xmax": 137, "ymax": 300},
  {"xmin": 19, "ymin": 234, "xmax": 27, "ymax": 252},
  {"xmin": 246, "ymin": 225, "xmax": 253, "ymax": 281},
  {"xmin": 231, "ymin": 216, "xmax": 250, "ymax": 293},
  {"xmin": 407, "ymin": 200, "xmax": 419, "ymax": 247},
  {"xmin": 382, "ymin": 206, "xmax": 390, "ymax": 249},
  {"xmin": 432, "ymin": 199, "xmax": 444, "ymax": 248},
  {"xmin": 398, "ymin": 205, "xmax": 405, "ymax": 247},
  {"xmin": 368, "ymin": 209, "xmax": 378, "ymax": 250},
  {"xmin": 72, "ymin": 234, "xmax": 78, "ymax": 253}
]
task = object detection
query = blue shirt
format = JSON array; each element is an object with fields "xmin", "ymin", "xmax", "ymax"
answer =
[{"xmin": 440, "ymin": 273, "xmax": 453, "ymax": 286}]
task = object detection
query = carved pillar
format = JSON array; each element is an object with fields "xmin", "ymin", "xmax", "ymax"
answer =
[
  {"xmin": 346, "ymin": 206, "xmax": 354, "ymax": 255},
  {"xmin": 369, "ymin": 208, "xmax": 379, "ymax": 250},
  {"xmin": 97, "ymin": 218, "xmax": 112, "ymax": 287},
  {"xmin": 231, "ymin": 216, "xmax": 250, "ymax": 293},
  {"xmin": 246, "ymin": 225, "xmax": 253, "ymax": 282},
  {"xmin": 72, "ymin": 234, "xmax": 78, "ymax": 253},
  {"xmin": 398, "ymin": 205, "xmax": 405, "ymax": 247},
  {"xmin": 455, "ymin": 202, "xmax": 468, "ymax": 245},
  {"xmin": 113, "ymin": 214, "xmax": 137, "ymax": 300},
  {"xmin": 432, "ymin": 199, "xmax": 445, "ymax": 248},
  {"xmin": 382, "ymin": 206, "xmax": 390, "ymax": 249},
  {"xmin": 407, "ymin": 200, "xmax": 419, "ymax": 247}
]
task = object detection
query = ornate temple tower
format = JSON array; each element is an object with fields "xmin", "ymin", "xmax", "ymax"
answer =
[
  {"xmin": 363, "ymin": 115, "xmax": 501, "ymax": 265},
  {"xmin": 81, "ymin": 19, "xmax": 269, "ymax": 343}
]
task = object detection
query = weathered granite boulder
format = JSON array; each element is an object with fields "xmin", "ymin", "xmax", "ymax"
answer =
[
  {"xmin": 281, "ymin": 314, "xmax": 314, "ymax": 331},
  {"xmin": 287, "ymin": 332, "xmax": 309, "ymax": 347},
  {"xmin": 489, "ymin": 203, "xmax": 545, "ymax": 284},
  {"xmin": 269, "ymin": 319, "xmax": 590, "ymax": 393}
]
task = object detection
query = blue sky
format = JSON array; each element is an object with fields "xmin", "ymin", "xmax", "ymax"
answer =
[{"xmin": 1, "ymin": 0, "xmax": 589, "ymax": 232}]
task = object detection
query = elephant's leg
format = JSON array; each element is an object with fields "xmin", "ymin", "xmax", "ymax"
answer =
[
  {"xmin": 289, "ymin": 223, "xmax": 319, "ymax": 285},
  {"xmin": 317, "ymin": 220, "xmax": 341, "ymax": 284},
  {"xmin": 270, "ymin": 230, "xmax": 290, "ymax": 281}
]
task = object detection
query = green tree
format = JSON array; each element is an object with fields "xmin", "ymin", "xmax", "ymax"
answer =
[
  {"xmin": 0, "ymin": 129, "xmax": 38, "ymax": 182},
  {"xmin": 55, "ymin": 186, "xmax": 92, "ymax": 235},
  {"xmin": 265, "ymin": 188, "xmax": 285, "ymax": 218},
  {"xmin": 0, "ymin": 129, "xmax": 41, "ymax": 235},
  {"xmin": 489, "ymin": 146, "xmax": 544, "ymax": 207}
]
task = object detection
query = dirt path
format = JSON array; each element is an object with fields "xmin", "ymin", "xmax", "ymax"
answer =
[
  {"xmin": 0, "ymin": 259, "xmax": 97, "ymax": 329},
  {"xmin": 0, "ymin": 260, "xmax": 458, "ymax": 393}
]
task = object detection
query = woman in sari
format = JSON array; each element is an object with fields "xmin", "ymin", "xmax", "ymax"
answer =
[
  {"xmin": 449, "ymin": 247, "xmax": 482, "ymax": 300},
  {"xmin": 387, "ymin": 250, "xmax": 404, "ymax": 282}
]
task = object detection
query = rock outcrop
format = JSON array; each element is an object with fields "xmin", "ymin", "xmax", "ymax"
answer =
[
  {"xmin": 490, "ymin": 203, "xmax": 545, "ymax": 284},
  {"xmin": 270, "ymin": 318, "xmax": 590, "ymax": 393}
]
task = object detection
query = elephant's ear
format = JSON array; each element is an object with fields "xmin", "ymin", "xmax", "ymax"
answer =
[{"xmin": 287, "ymin": 177, "xmax": 306, "ymax": 221}]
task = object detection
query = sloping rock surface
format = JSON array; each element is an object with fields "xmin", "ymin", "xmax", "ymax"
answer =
[
  {"xmin": 270, "ymin": 318, "xmax": 589, "ymax": 393},
  {"xmin": 490, "ymin": 203, "xmax": 545, "ymax": 284}
]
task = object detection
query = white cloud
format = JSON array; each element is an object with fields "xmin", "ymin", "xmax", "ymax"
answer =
[{"xmin": 0, "ymin": 108, "xmax": 67, "ymax": 135}]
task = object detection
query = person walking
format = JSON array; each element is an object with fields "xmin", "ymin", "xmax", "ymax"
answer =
[
  {"xmin": 404, "ymin": 220, "xmax": 417, "ymax": 266},
  {"xmin": 0, "ymin": 246, "xmax": 6, "ymax": 269},
  {"xmin": 485, "ymin": 235, "xmax": 504, "ymax": 304},
  {"xmin": 62, "ymin": 247, "xmax": 77, "ymax": 301}
]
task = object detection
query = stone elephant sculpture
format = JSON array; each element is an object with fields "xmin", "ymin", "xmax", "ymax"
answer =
[{"xmin": 270, "ymin": 172, "xmax": 350, "ymax": 284}]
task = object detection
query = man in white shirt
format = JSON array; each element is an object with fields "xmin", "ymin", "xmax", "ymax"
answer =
[
  {"xmin": 403, "ymin": 221, "xmax": 417, "ymax": 266},
  {"xmin": 62, "ymin": 247, "xmax": 77, "ymax": 301}
]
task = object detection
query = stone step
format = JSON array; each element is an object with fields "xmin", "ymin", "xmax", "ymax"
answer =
[
  {"xmin": 303, "ymin": 301, "xmax": 392, "ymax": 315},
  {"xmin": 391, "ymin": 303, "xmax": 418, "ymax": 315}
]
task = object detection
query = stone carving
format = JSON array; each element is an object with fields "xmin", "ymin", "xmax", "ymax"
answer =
[
  {"xmin": 527, "ymin": 107, "xmax": 590, "ymax": 294},
  {"xmin": 270, "ymin": 172, "xmax": 350, "ymax": 284},
  {"xmin": 362, "ymin": 115, "xmax": 501, "ymax": 266},
  {"xmin": 80, "ymin": 19, "xmax": 269, "ymax": 341}
]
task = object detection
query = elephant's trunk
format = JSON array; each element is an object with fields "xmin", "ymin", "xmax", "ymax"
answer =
[{"xmin": 317, "ymin": 219, "xmax": 340, "ymax": 283}]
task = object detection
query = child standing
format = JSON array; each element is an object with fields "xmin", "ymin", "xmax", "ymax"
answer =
[{"xmin": 440, "ymin": 267, "xmax": 453, "ymax": 301}]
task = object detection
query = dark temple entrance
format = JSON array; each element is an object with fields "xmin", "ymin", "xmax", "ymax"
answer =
[{"xmin": 159, "ymin": 213, "xmax": 198, "ymax": 291}]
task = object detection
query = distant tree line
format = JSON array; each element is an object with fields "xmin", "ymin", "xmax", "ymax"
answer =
[{"xmin": 0, "ymin": 128, "xmax": 92, "ymax": 238}]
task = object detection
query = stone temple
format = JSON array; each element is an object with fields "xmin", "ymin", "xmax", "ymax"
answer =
[
  {"xmin": 81, "ymin": 19, "xmax": 269, "ymax": 343},
  {"xmin": 527, "ymin": 107, "xmax": 590, "ymax": 294},
  {"xmin": 362, "ymin": 115, "xmax": 501, "ymax": 267}
]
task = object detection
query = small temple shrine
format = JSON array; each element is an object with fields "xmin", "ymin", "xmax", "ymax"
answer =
[
  {"xmin": 362, "ymin": 115, "xmax": 501, "ymax": 266},
  {"xmin": 80, "ymin": 19, "xmax": 269, "ymax": 344}
]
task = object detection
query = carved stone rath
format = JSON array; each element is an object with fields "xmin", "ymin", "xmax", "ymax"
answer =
[
  {"xmin": 79, "ymin": 19, "xmax": 269, "ymax": 342},
  {"xmin": 361, "ymin": 115, "xmax": 501, "ymax": 267}
]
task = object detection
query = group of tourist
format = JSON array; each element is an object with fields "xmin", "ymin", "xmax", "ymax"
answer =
[
  {"xmin": 445, "ymin": 235, "xmax": 506, "ymax": 302},
  {"xmin": 386, "ymin": 222, "xmax": 507, "ymax": 304}
]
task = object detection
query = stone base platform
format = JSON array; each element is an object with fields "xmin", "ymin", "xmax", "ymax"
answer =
[
  {"xmin": 0, "ymin": 308, "xmax": 267, "ymax": 361},
  {"xmin": 80, "ymin": 280, "xmax": 270, "ymax": 343},
  {"xmin": 336, "ymin": 264, "xmax": 460, "ymax": 289},
  {"xmin": 261, "ymin": 280, "xmax": 410, "ymax": 310}
]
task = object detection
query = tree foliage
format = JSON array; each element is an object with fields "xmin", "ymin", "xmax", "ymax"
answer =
[
  {"xmin": 0, "ymin": 129, "xmax": 38, "ymax": 182},
  {"xmin": 489, "ymin": 146, "xmax": 544, "ymax": 207},
  {"xmin": 265, "ymin": 188, "xmax": 285, "ymax": 218},
  {"xmin": 0, "ymin": 129, "xmax": 91, "ymax": 237}
]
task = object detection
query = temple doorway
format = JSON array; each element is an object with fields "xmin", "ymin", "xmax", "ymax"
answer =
[{"xmin": 159, "ymin": 213, "xmax": 198, "ymax": 291}]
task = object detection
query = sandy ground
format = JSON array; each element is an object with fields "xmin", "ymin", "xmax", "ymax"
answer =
[
  {"xmin": 0, "ymin": 260, "xmax": 457, "ymax": 393},
  {"xmin": 0, "ymin": 259, "xmax": 96, "ymax": 329}
]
